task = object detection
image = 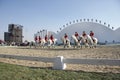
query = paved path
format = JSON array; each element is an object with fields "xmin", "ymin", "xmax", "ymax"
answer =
[{"xmin": 0, "ymin": 54, "xmax": 120, "ymax": 66}]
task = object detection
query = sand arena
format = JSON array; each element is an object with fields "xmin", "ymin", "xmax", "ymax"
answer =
[{"xmin": 0, "ymin": 45, "xmax": 120, "ymax": 73}]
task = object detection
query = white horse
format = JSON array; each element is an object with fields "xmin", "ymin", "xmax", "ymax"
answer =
[
  {"xmin": 29, "ymin": 41, "xmax": 36, "ymax": 48},
  {"xmin": 47, "ymin": 38, "xmax": 57, "ymax": 48},
  {"xmin": 71, "ymin": 35, "xmax": 81, "ymax": 48},
  {"xmin": 92, "ymin": 37, "xmax": 98, "ymax": 48},
  {"xmin": 39, "ymin": 39, "xmax": 46, "ymax": 48},
  {"xmin": 30, "ymin": 39, "xmax": 46, "ymax": 48},
  {"xmin": 61, "ymin": 37, "xmax": 71, "ymax": 48},
  {"xmin": 80, "ymin": 35, "xmax": 98, "ymax": 48}
]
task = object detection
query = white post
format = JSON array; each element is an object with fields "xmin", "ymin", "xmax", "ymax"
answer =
[{"xmin": 53, "ymin": 56, "xmax": 66, "ymax": 70}]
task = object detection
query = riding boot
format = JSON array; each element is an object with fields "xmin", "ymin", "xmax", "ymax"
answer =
[
  {"xmin": 66, "ymin": 40, "xmax": 68, "ymax": 43},
  {"xmin": 52, "ymin": 41, "xmax": 54, "ymax": 44}
]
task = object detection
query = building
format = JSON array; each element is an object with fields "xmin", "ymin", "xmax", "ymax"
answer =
[
  {"xmin": 4, "ymin": 24, "xmax": 23, "ymax": 45},
  {"xmin": 49, "ymin": 19, "xmax": 120, "ymax": 44}
]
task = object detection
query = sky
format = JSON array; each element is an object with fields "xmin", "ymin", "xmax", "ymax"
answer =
[{"xmin": 0, "ymin": 0, "xmax": 120, "ymax": 41}]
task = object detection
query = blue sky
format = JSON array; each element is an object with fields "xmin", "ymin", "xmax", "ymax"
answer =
[{"xmin": 0, "ymin": 0, "xmax": 120, "ymax": 41}]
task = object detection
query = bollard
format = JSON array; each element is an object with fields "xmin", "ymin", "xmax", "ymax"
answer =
[{"xmin": 53, "ymin": 56, "xmax": 66, "ymax": 70}]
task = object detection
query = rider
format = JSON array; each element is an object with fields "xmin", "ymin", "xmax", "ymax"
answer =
[
  {"xmin": 34, "ymin": 36, "xmax": 37, "ymax": 42},
  {"xmin": 75, "ymin": 32, "xmax": 79, "ymax": 41},
  {"xmin": 82, "ymin": 31, "xmax": 87, "ymax": 38},
  {"xmin": 82, "ymin": 31, "xmax": 87, "ymax": 42},
  {"xmin": 50, "ymin": 34, "xmax": 54, "ymax": 43},
  {"xmin": 45, "ymin": 35, "xmax": 48, "ymax": 42},
  {"xmin": 64, "ymin": 33, "xmax": 68, "ymax": 39},
  {"xmin": 89, "ymin": 31, "xmax": 95, "ymax": 42},
  {"xmin": 64, "ymin": 33, "xmax": 68, "ymax": 43},
  {"xmin": 38, "ymin": 36, "xmax": 41, "ymax": 43}
]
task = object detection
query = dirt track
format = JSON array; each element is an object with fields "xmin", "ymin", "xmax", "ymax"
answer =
[{"xmin": 0, "ymin": 45, "xmax": 120, "ymax": 73}]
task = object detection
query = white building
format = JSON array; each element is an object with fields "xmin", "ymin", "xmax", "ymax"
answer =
[{"xmin": 54, "ymin": 22, "xmax": 119, "ymax": 44}]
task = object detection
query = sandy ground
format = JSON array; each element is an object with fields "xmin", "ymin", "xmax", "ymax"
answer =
[{"xmin": 0, "ymin": 45, "xmax": 120, "ymax": 73}]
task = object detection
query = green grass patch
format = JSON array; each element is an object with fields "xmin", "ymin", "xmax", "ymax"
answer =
[{"xmin": 0, "ymin": 62, "xmax": 120, "ymax": 80}]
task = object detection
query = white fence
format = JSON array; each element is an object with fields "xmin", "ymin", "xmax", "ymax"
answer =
[{"xmin": 0, "ymin": 54, "xmax": 120, "ymax": 70}]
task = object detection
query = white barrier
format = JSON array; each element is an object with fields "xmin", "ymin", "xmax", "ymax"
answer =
[
  {"xmin": 53, "ymin": 56, "xmax": 66, "ymax": 70},
  {"xmin": 0, "ymin": 54, "xmax": 120, "ymax": 70}
]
